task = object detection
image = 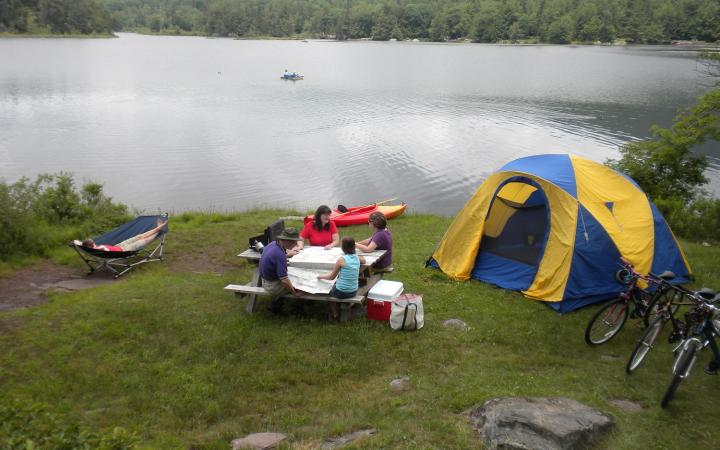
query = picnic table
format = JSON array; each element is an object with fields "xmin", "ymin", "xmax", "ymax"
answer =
[{"xmin": 225, "ymin": 246, "xmax": 391, "ymax": 315}]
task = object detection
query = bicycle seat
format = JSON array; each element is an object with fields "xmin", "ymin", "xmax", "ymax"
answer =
[
  {"xmin": 697, "ymin": 288, "xmax": 717, "ymax": 300},
  {"xmin": 657, "ymin": 270, "xmax": 676, "ymax": 281}
]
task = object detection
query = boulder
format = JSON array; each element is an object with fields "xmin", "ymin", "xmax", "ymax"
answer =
[
  {"xmin": 470, "ymin": 397, "xmax": 614, "ymax": 450},
  {"xmin": 230, "ymin": 432, "xmax": 286, "ymax": 450}
]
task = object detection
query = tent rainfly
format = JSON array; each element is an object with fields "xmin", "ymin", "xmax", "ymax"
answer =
[{"xmin": 428, "ymin": 154, "xmax": 691, "ymax": 313}]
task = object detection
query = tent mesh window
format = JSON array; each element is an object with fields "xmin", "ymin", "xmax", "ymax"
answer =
[{"xmin": 479, "ymin": 182, "xmax": 549, "ymax": 266}]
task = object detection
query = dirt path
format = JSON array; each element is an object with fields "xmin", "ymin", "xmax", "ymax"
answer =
[
  {"xmin": 0, "ymin": 262, "xmax": 116, "ymax": 312},
  {"xmin": 0, "ymin": 242, "xmax": 239, "ymax": 313}
]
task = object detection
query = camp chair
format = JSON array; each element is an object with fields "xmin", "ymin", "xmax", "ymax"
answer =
[
  {"xmin": 70, "ymin": 214, "xmax": 169, "ymax": 278},
  {"xmin": 247, "ymin": 219, "xmax": 285, "ymax": 251}
]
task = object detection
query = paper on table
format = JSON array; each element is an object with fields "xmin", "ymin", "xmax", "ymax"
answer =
[
  {"xmin": 287, "ymin": 266, "xmax": 335, "ymax": 294},
  {"xmin": 289, "ymin": 246, "xmax": 384, "ymax": 270}
]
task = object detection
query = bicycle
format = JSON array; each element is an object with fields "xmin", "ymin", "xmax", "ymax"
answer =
[
  {"xmin": 584, "ymin": 258, "xmax": 676, "ymax": 346},
  {"xmin": 625, "ymin": 284, "xmax": 701, "ymax": 374},
  {"xmin": 661, "ymin": 292, "xmax": 720, "ymax": 408}
]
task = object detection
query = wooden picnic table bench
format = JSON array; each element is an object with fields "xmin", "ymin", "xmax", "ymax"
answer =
[
  {"xmin": 224, "ymin": 285, "xmax": 364, "ymax": 304},
  {"xmin": 229, "ymin": 247, "xmax": 390, "ymax": 314}
]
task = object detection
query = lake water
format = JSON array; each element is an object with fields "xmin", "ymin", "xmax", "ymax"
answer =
[{"xmin": 0, "ymin": 33, "xmax": 716, "ymax": 215}]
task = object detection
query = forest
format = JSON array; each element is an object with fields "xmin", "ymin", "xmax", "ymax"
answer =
[
  {"xmin": 1, "ymin": 0, "xmax": 719, "ymax": 43},
  {"xmin": 103, "ymin": 0, "xmax": 720, "ymax": 43},
  {"xmin": 0, "ymin": 0, "xmax": 114, "ymax": 34}
]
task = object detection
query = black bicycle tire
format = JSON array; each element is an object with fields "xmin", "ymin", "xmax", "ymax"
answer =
[
  {"xmin": 645, "ymin": 287, "xmax": 681, "ymax": 326},
  {"xmin": 626, "ymin": 316, "xmax": 665, "ymax": 374},
  {"xmin": 585, "ymin": 298, "xmax": 629, "ymax": 346},
  {"xmin": 661, "ymin": 344, "xmax": 697, "ymax": 408}
]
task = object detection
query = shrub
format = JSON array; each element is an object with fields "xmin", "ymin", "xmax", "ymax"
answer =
[
  {"xmin": 607, "ymin": 86, "xmax": 720, "ymax": 242},
  {"xmin": 0, "ymin": 399, "xmax": 138, "ymax": 449},
  {"xmin": 0, "ymin": 173, "xmax": 131, "ymax": 261}
]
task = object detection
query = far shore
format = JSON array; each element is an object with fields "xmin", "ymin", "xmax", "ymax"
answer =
[
  {"xmin": 0, "ymin": 32, "xmax": 116, "ymax": 39},
  {"xmin": 2, "ymin": 30, "xmax": 718, "ymax": 48}
]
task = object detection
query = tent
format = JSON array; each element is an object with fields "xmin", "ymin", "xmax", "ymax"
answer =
[{"xmin": 428, "ymin": 154, "xmax": 691, "ymax": 312}]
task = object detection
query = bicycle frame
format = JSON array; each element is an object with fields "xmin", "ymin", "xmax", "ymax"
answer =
[{"xmin": 671, "ymin": 302, "xmax": 720, "ymax": 376}]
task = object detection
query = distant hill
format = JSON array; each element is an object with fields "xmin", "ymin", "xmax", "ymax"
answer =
[
  {"xmin": 0, "ymin": 0, "xmax": 114, "ymax": 35},
  {"xmin": 101, "ymin": 0, "xmax": 720, "ymax": 44}
]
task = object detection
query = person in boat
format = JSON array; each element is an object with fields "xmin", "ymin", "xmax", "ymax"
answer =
[
  {"xmin": 299, "ymin": 205, "xmax": 340, "ymax": 250},
  {"xmin": 317, "ymin": 236, "xmax": 366, "ymax": 320},
  {"xmin": 81, "ymin": 219, "xmax": 167, "ymax": 252},
  {"xmin": 355, "ymin": 211, "xmax": 392, "ymax": 269},
  {"xmin": 259, "ymin": 227, "xmax": 304, "ymax": 314}
]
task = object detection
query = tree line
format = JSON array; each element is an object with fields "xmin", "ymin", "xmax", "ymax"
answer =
[
  {"xmin": 0, "ymin": 0, "xmax": 114, "ymax": 34},
  {"xmin": 3, "ymin": 0, "xmax": 718, "ymax": 43},
  {"xmin": 105, "ymin": 0, "xmax": 720, "ymax": 43}
]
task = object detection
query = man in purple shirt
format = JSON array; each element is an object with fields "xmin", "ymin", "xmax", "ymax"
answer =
[
  {"xmin": 259, "ymin": 227, "xmax": 303, "ymax": 314},
  {"xmin": 355, "ymin": 211, "xmax": 393, "ymax": 269}
]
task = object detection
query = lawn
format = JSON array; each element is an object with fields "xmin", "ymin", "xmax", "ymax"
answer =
[{"xmin": 1, "ymin": 210, "xmax": 719, "ymax": 449}]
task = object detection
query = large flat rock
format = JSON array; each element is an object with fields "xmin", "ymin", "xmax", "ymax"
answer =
[{"xmin": 470, "ymin": 397, "xmax": 614, "ymax": 450}]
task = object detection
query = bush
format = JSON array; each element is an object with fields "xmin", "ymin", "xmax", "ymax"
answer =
[
  {"xmin": 607, "ymin": 86, "xmax": 720, "ymax": 242},
  {"xmin": 657, "ymin": 196, "xmax": 720, "ymax": 243},
  {"xmin": 0, "ymin": 173, "xmax": 131, "ymax": 261},
  {"xmin": 0, "ymin": 399, "xmax": 138, "ymax": 449}
]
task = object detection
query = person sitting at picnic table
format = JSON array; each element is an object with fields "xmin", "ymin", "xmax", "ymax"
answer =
[
  {"xmin": 355, "ymin": 211, "xmax": 392, "ymax": 269},
  {"xmin": 317, "ymin": 236, "xmax": 366, "ymax": 320},
  {"xmin": 259, "ymin": 227, "xmax": 303, "ymax": 314},
  {"xmin": 299, "ymin": 205, "xmax": 340, "ymax": 250},
  {"xmin": 81, "ymin": 219, "xmax": 167, "ymax": 252}
]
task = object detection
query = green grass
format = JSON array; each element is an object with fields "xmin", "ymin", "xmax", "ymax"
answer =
[{"xmin": 2, "ymin": 211, "xmax": 720, "ymax": 449}]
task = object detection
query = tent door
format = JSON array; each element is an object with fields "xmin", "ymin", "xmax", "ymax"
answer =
[{"xmin": 471, "ymin": 179, "xmax": 550, "ymax": 291}]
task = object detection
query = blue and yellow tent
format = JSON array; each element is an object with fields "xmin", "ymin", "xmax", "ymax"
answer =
[{"xmin": 428, "ymin": 154, "xmax": 691, "ymax": 312}]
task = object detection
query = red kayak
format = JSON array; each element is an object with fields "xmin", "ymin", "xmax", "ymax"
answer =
[{"xmin": 304, "ymin": 203, "xmax": 407, "ymax": 227}]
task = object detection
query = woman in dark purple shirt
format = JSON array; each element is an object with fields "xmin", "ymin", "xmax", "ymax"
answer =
[{"xmin": 355, "ymin": 211, "xmax": 392, "ymax": 269}]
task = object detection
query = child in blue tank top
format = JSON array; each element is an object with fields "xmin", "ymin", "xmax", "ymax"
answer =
[{"xmin": 317, "ymin": 237, "xmax": 366, "ymax": 320}]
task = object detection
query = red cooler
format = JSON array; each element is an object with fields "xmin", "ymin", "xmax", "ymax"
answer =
[{"xmin": 367, "ymin": 280, "xmax": 404, "ymax": 321}]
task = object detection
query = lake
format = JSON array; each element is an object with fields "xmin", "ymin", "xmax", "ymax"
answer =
[{"xmin": 0, "ymin": 33, "xmax": 716, "ymax": 215}]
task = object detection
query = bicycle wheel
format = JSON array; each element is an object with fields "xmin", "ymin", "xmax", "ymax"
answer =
[
  {"xmin": 661, "ymin": 343, "xmax": 697, "ymax": 408},
  {"xmin": 626, "ymin": 316, "xmax": 665, "ymax": 373},
  {"xmin": 645, "ymin": 288, "xmax": 681, "ymax": 326},
  {"xmin": 585, "ymin": 298, "xmax": 629, "ymax": 345}
]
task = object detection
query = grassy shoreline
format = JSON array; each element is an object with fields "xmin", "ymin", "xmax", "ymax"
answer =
[
  {"xmin": 113, "ymin": 31, "xmax": 719, "ymax": 47},
  {"xmin": 7, "ymin": 29, "xmax": 715, "ymax": 47},
  {"xmin": 2, "ymin": 210, "xmax": 720, "ymax": 448}
]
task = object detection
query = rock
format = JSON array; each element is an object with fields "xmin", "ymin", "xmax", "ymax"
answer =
[
  {"xmin": 702, "ymin": 242, "xmax": 711, "ymax": 247},
  {"xmin": 470, "ymin": 397, "xmax": 614, "ymax": 450},
  {"xmin": 389, "ymin": 377, "xmax": 410, "ymax": 391},
  {"xmin": 443, "ymin": 319, "xmax": 467, "ymax": 329},
  {"xmin": 321, "ymin": 429, "xmax": 377, "ymax": 449},
  {"xmin": 230, "ymin": 432, "xmax": 286, "ymax": 450},
  {"xmin": 607, "ymin": 399, "xmax": 643, "ymax": 412}
]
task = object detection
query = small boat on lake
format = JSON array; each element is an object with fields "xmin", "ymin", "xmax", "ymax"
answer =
[
  {"xmin": 281, "ymin": 70, "xmax": 304, "ymax": 80},
  {"xmin": 304, "ymin": 203, "xmax": 407, "ymax": 227}
]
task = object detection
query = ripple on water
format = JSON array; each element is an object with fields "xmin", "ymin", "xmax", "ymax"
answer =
[{"xmin": 0, "ymin": 37, "xmax": 712, "ymax": 213}]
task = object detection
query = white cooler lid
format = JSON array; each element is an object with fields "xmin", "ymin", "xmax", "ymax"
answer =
[{"xmin": 368, "ymin": 280, "xmax": 404, "ymax": 301}]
